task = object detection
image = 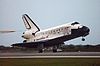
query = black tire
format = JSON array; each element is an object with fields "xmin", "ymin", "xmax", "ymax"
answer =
[
  {"xmin": 38, "ymin": 49, "xmax": 43, "ymax": 53},
  {"xmin": 53, "ymin": 48, "xmax": 57, "ymax": 52},
  {"xmin": 82, "ymin": 38, "xmax": 85, "ymax": 41}
]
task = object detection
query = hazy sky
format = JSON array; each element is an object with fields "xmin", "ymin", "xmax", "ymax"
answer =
[{"xmin": 0, "ymin": 0, "xmax": 100, "ymax": 46}]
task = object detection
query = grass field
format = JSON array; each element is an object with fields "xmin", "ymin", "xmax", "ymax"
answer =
[{"xmin": 0, "ymin": 58, "xmax": 100, "ymax": 66}]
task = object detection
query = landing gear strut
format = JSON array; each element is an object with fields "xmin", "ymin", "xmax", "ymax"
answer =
[
  {"xmin": 53, "ymin": 46, "xmax": 57, "ymax": 52},
  {"xmin": 38, "ymin": 44, "xmax": 44, "ymax": 53}
]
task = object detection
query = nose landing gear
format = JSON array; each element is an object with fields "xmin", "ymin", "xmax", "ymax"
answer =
[{"xmin": 82, "ymin": 37, "xmax": 85, "ymax": 41}]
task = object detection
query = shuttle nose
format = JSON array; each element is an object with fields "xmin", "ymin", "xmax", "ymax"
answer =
[
  {"xmin": 82, "ymin": 26, "xmax": 90, "ymax": 36},
  {"xmin": 82, "ymin": 26, "xmax": 90, "ymax": 33}
]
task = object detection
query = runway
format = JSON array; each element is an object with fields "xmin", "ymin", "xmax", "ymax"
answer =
[
  {"xmin": 0, "ymin": 52, "xmax": 100, "ymax": 56},
  {"xmin": 0, "ymin": 52, "xmax": 100, "ymax": 58},
  {"xmin": 0, "ymin": 56, "xmax": 100, "ymax": 58}
]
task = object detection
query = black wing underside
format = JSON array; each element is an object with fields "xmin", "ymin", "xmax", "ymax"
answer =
[
  {"xmin": 12, "ymin": 37, "xmax": 65, "ymax": 48},
  {"xmin": 12, "ymin": 33, "xmax": 79, "ymax": 48}
]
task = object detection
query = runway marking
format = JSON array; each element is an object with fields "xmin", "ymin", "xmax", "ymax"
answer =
[{"xmin": 0, "ymin": 56, "xmax": 100, "ymax": 58}]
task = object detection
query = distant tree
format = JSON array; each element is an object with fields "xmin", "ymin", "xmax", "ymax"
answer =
[{"xmin": 0, "ymin": 45, "xmax": 5, "ymax": 49}]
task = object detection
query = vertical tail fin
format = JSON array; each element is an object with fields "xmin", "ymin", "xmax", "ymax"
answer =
[{"xmin": 22, "ymin": 14, "xmax": 40, "ymax": 33}]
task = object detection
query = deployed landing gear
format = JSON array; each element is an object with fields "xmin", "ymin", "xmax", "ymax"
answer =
[
  {"xmin": 38, "ymin": 44, "xmax": 44, "ymax": 53},
  {"xmin": 52, "ymin": 44, "xmax": 63, "ymax": 52},
  {"xmin": 53, "ymin": 46, "xmax": 57, "ymax": 52},
  {"xmin": 82, "ymin": 37, "xmax": 85, "ymax": 41},
  {"xmin": 38, "ymin": 49, "xmax": 44, "ymax": 53}
]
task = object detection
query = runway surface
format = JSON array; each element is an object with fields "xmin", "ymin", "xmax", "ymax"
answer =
[
  {"xmin": 0, "ymin": 52, "xmax": 100, "ymax": 58},
  {"xmin": 0, "ymin": 56, "xmax": 100, "ymax": 58},
  {"xmin": 0, "ymin": 52, "xmax": 100, "ymax": 56}
]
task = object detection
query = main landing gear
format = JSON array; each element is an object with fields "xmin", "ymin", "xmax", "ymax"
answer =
[
  {"xmin": 53, "ymin": 46, "xmax": 57, "ymax": 52},
  {"xmin": 38, "ymin": 45, "xmax": 58, "ymax": 53},
  {"xmin": 38, "ymin": 44, "xmax": 44, "ymax": 53},
  {"xmin": 38, "ymin": 44, "xmax": 62, "ymax": 53},
  {"xmin": 52, "ymin": 44, "xmax": 62, "ymax": 52}
]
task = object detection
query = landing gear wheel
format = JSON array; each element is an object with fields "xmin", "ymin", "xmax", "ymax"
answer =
[
  {"xmin": 53, "ymin": 49, "xmax": 57, "ymax": 52},
  {"xmin": 23, "ymin": 40, "xmax": 27, "ymax": 43},
  {"xmin": 38, "ymin": 49, "xmax": 43, "ymax": 53},
  {"xmin": 53, "ymin": 46, "xmax": 57, "ymax": 52},
  {"xmin": 38, "ymin": 44, "xmax": 44, "ymax": 53},
  {"xmin": 82, "ymin": 38, "xmax": 85, "ymax": 41}
]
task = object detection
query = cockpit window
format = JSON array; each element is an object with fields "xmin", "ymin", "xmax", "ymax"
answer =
[{"xmin": 71, "ymin": 22, "xmax": 79, "ymax": 25}]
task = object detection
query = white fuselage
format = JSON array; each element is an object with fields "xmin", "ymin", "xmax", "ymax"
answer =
[{"xmin": 22, "ymin": 22, "xmax": 83, "ymax": 42}]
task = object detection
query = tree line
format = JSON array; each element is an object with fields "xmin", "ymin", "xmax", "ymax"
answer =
[{"xmin": 0, "ymin": 44, "xmax": 100, "ymax": 52}]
